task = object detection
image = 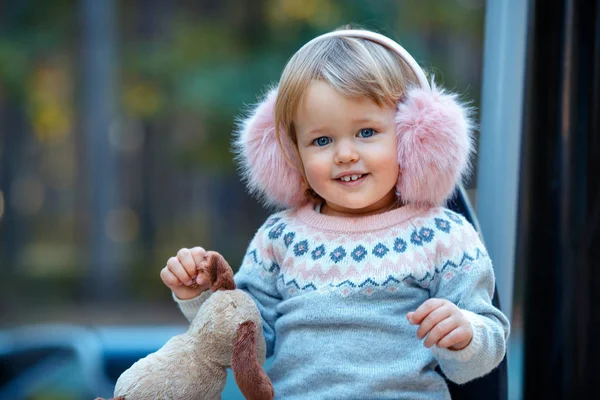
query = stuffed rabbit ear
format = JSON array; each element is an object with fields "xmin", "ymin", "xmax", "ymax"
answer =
[
  {"xmin": 395, "ymin": 82, "xmax": 475, "ymax": 206},
  {"xmin": 233, "ymin": 88, "xmax": 307, "ymax": 209},
  {"xmin": 232, "ymin": 321, "xmax": 275, "ymax": 400},
  {"xmin": 205, "ymin": 251, "xmax": 236, "ymax": 291}
]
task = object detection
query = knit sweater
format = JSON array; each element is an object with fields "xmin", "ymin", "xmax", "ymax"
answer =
[{"xmin": 175, "ymin": 203, "xmax": 510, "ymax": 400}]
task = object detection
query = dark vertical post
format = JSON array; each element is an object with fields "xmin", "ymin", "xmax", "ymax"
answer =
[
  {"xmin": 0, "ymin": 105, "xmax": 26, "ymax": 273},
  {"xmin": 81, "ymin": 0, "xmax": 120, "ymax": 300},
  {"xmin": 520, "ymin": 0, "xmax": 600, "ymax": 398},
  {"xmin": 588, "ymin": 0, "xmax": 600, "ymax": 394}
]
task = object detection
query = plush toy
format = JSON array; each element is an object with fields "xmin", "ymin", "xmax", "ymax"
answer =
[{"xmin": 98, "ymin": 251, "xmax": 274, "ymax": 400}]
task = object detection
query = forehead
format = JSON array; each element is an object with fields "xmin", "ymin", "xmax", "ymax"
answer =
[{"xmin": 295, "ymin": 81, "xmax": 393, "ymax": 131}]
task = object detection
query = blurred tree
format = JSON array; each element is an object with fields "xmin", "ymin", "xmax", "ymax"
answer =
[{"xmin": 0, "ymin": 0, "xmax": 78, "ymax": 307}]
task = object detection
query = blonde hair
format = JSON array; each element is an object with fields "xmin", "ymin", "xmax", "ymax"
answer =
[{"xmin": 273, "ymin": 30, "xmax": 418, "ymax": 196}]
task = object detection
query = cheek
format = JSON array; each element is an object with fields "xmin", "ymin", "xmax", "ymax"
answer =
[
  {"xmin": 373, "ymin": 140, "xmax": 398, "ymax": 165},
  {"xmin": 298, "ymin": 151, "xmax": 327, "ymax": 188},
  {"xmin": 303, "ymin": 159, "xmax": 328, "ymax": 189},
  {"xmin": 373, "ymin": 142, "xmax": 400, "ymax": 182}
]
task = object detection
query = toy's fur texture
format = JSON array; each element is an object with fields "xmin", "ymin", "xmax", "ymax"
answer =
[
  {"xmin": 234, "ymin": 83, "xmax": 474, "ymax": 209},
  {"xmin": 232, "ymin": 321, "xmax": 274, "ymax": 399},
  {"xmin": 102, "ymin": 252, "xmax": 273, "ymax": 400}
]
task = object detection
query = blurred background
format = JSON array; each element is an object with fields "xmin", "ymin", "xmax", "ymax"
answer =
[
  {"xmin": 1, "ymin": 0, "xmax": 598, "ymax": 399},
  {"xmin": 0, "ymin": 0, "xmax": 487, "ymax": 324}
]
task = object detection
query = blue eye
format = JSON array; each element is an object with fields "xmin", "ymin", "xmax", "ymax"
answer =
[
  {"xmin": 313, "ymin": 137, "xmax": 331, "ymax": 146},
  {"xmin": 358, "ymin": 128, "xmax": 376, "ymax": 138}
]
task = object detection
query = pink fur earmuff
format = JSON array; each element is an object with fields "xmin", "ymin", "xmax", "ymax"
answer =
[{"xmin": 234, "ymin": 30, "xmax": 474, "ymax": 209}]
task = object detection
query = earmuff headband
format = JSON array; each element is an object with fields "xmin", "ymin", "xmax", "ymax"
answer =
[{"xmin": 298, "ymin": 30, "xmax": 430, "ymax": 90}]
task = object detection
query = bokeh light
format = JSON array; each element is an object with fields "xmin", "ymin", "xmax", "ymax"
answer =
[
  {"xmin": 0, "ymin": 190, "xmax": 4, "ymax": 219},
  {"xmin": 10, "ymin": 175, "xmax": 45, "ymax": 216},
  {"xmin": 106, "ymin": 207, "xmax": 140, "ymax": 243}
]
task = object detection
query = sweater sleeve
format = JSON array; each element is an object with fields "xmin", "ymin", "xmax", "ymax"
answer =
[
  {"xmin": 172, "ymin": 290, "xmax": 213, "ymax": 323},
  {"xmin": 234, "ymin": 217, "xmax": 283, "ymax": 358},
  {"xmin": 428, "ymin": 211, "xmax": 510, "ymax": 384}
]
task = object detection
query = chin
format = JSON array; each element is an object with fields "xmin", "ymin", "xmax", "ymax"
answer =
[{"xmin": 329, "ymin": 199, "xmax": 375, "ymax": 212}]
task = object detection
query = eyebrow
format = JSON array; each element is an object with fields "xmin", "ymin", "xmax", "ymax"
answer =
[
  {"xmin": 306, "ymin": 127, "xmax": 326, "ymax": 136},
  {"xmin": 350, "ymin": 116, "xmax": 385, "ymax": 124},
  {"xmin": 303, "ymin": 116, "xmax": 386, "ymax": 136}
]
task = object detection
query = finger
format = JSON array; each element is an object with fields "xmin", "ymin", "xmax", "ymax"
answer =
[
  {"xmin": 194, "ymin": 252, "xmax": 212, "ymax": 288},
  {"xmin": 423, "ymin": 317, "xmax": 457, "ymax": 348},
  {"xmin": 191, "ymin": 247, "xmax": 211, "ymax": 286},
  {"xmin": 167, "ymin": 256, "xmax": 194, "ymax": 286},
  {"xmin": 177, "ymin": 248, "xmax": 198, "ymax": 278},
  {"xmin": 195, "ymin": 273, "xmax": 212, "ymax": 291},
  {"xmin": 437, "ymin": 326, "xmax": 473, "ymax": 349},
  {"xmin": 160, "ymin": 267, "xmax": 182, "ymax": 288},
  {"xmin": 410, "ymin": 298, "xmax": 447, "ymax": 325},
  {"xmin": 190, "ymin": 246, "xmax": 207, "ymax": 269},
  {"xmin": 416, "ymin": 305, "xmax": 453, "ymax": 340}
]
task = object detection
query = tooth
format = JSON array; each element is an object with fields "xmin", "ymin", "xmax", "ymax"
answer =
[{"xmin": 351, "ymin": 175, "xmax": 359, "ymax": 181}]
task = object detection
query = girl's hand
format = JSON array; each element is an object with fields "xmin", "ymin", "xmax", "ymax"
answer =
[
  {"xmin": 406, "ymin": 298, "xmax": 473, "ymax": 351},
  {"xmin": 160, "ymin": 247, "xmax": 212, "ymax": 300}
]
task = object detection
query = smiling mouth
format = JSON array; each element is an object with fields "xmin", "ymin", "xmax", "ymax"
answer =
[{"xmin": 337, "ymin": 173, "xmax": 367, "ymax": 182}]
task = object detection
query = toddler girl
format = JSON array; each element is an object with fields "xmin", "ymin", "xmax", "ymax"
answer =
[{"xmin": 160, "ymin": 28, "xmax": 510, "ymax": 399}]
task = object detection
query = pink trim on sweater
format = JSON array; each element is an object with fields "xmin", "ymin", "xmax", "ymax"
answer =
[{"xmin": 296, "ymin": 202, "xmax": 429, "ymax": 233}]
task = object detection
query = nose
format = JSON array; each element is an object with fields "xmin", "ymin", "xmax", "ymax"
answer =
[{"xmin": 334, "ymin": 140, "xmax": 359, "ymax": 164}]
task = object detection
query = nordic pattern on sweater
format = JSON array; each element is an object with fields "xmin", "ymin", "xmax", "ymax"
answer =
[
  {"xmin": 175, "ymin": 203, "xmax": 510, "ymax": 400},
  {"xmin": 258, "ymin": 209, "xmax": 481, "ymax": 298}
]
